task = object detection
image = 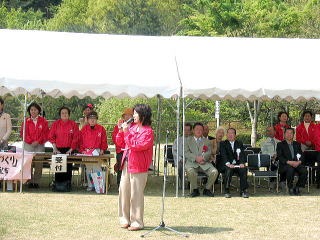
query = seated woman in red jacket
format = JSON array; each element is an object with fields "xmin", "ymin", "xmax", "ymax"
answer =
[
  {"xmin": 49, "ymin": 107, "xmax": 80, "ymax": 190},
  {"xmin": 274, "ymin": 111, "xmax": 290, "ymax": 141},
  {"xmin": 296, "ymin": 110, "xmax": 316, "ymax": 151},
  {"xmin": 117, "ymin": 104, "xmax": 154, "ymax": 231},
  {"xmin": 79, "ymin": 111, "xmax": 108, "ymax": 191},
  {"xmin": 20, "ymin": 102, "xmax": 49, "ymax": 188}
]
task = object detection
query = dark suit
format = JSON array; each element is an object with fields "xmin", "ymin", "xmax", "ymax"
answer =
[
  {"xmin": 220, "ymin": 140, "xmax": 248, "ymax": 192},
  {"xmin": 276, "ymin": 140, "xmax": 307, "ymax": 189},
  {"xmin": 207, "ymin": 136, "xmax": 215, "ymax": 141}
]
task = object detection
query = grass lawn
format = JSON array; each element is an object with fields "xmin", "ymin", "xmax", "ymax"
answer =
[{"xmin": 1, "ymin": 172, "xmax": 320, "ymax": 240}]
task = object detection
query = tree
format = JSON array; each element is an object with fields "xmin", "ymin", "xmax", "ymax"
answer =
[
  {"xmin": 246, "ymin": 100, "xmax": 261, "ymax": 147},
  {"xmin": 2, "ymin": 0, "xmax": 62, "ymax": 18},
  {"xmin": 178, "ymin": 0, "xmax": 320, "ymax": 38},
  {"xmin": 0, "ymin": 3, "xmax": 44, "ymax": 29},
  {"xmin": 46, "ymin": 0, "xmax": 187, "ymax": 35}
]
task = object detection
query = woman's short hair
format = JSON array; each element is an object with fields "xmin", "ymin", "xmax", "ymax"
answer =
[
  {"xmin": 0, "ymin": 97, "xmax": 4, "ymax": 105},
  {"xmin": 133, "ymin": 104, "xmax": 152, "ymax": 126},
  {"xmin": 59, "ymin": 106, "xmax": 71, "ymax": 116},
  {"xmin": 87, "ymin": 111, "xmax": 98, "ymax": 119},
  {"xmin": 302, "ymin": 110, "xmax": 313, "ymax": 118},
  {"xmin": 215, "ymin": 126, "xmax": 226, "ymax": 135},
  {"xmin": 277, "ymin": 111, "xmax": 289, "ymax": 120},
  {"xmin": 27, "ymin": 102, "xmax": 41, "ymax": 116}
]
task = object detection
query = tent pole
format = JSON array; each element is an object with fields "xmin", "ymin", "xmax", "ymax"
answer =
[
  {"xmin": 153, "ymin": 95, "xmax": 160, "ymax": 175},
  {"xmin": 156, "ymin": 95, "xmax": 162, "ymax": 176},
  {"xmin": 175, "ymin": 93, "xmax": 180, "ymax": 198},
  {"xmin": 174, "ymin": 56, "xmax": 183, "ymax": 198},
  {"xmin": 182, "ymin": 94, "xmax": 186, "ymax": 197},
  {"xmin": 20, "ymin": 92, "xmax": 28, "ymax": 193}
]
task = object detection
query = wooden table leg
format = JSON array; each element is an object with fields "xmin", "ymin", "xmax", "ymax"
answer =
[
  {"xmin": 2, "ymin": 180, "xmax": 5, "ymax": 192},
  {"xmin": 105, "ymin": 167, "xmax": 109, "ymax": 194}
]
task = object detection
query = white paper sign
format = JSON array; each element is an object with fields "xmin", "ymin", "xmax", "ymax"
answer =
[
  {"xmin": 51, "ymin": 154, "xmax": 67, "ymax": 173},
  {"xmin": 315, "ymin": 114, "xmax": 320, "ymax": 122}
]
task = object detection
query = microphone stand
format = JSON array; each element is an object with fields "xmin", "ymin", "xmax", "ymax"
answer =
[{"xmin": 140, "ymin": 129, "xmax": 188, "ymax": 238}]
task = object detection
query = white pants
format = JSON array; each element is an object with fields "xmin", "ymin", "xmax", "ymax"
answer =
[
  {"xmin": 24, "ymin": 143, "xmax": 45, "ymax": 184},
  {"xmin": 119, "ymin": 162, "xmax": 148, "ymax": 228}
]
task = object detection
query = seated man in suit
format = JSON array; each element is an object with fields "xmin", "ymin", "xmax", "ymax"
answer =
[
  {"xmin": 277, "ymin": 128, "xmax": 307, "ymax": 195},
  {"xmin": 220, "ymin": 128, "xmax": 249, "ymax": 198},
  {"xmin": 185, "ymin": 122, "xmax": 218, "ymax": 197},
  {"xmin": 173, "ymin": 123, "xmax": 192, "ymax": 186}
]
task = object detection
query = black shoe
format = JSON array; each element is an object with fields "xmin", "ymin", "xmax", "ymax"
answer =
[
  {"xmin": 224, "ymin": 191, "xmax": 231, "ymax": 198},
  {"xmin": 241, "ymin": 191, "xmax": 249, "ymax": 198},
  {"xmin": 289, "ymin": 188, "xmax": 295, "ymax": 196},
  {"xmin": 203, "ymin": 189, "xmax": 214, "ymax": 197},
  {"xmin": 294, "ymin": 187, "xmax": 301, "ymax": 196},
  {"xmin": 190, "ymin": 189, "xmax": 200, "ymax": 198}
]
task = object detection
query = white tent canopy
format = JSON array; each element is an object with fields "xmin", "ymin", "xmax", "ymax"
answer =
[
  {"xmin": 175, "ymin": 37, "xmax": 320, "ymax": 101},
  {"xmin": 1, "ymin": 29, "xmax": 320, "ymax": 100},
  {"xmin": 2, "ymin": 29, "xmax": 320, "ymax": 196},
  {"xmin": 0, "ymin": 30, "xmax": 179, "ymax": 99}
]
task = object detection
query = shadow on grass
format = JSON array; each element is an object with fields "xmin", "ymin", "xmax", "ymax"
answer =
[
  {"xmin": 141, "ymin": 225, "xmax": 233, "ymax": 235},
  {"xmin": 11, "ymin": 174, "xmax": 320, "ymax": 197}
]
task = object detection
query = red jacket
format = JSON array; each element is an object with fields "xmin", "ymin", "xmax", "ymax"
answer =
[
  {"xmin": 20, "ymin": 116, "xmax": 49, "ymax": 145},
  {"xmin": 79, "ymin": 124, "xmax": 108, "ymax": 153},
  {"xmin": 296, "ymin": 121, "xmax": 316, "ymax": 146},
  {"xmin": 112, "ymin": 125, "xmax": 124, "ymax": 154},
  {"xmin": 274, "ymin": 123, "xmax": 290, "ymax": 141},
  {"xmin": 117, "ymin": 124, "xmax": 154, "ymax": 174},
  {"xmin": 49, "ymin": 119, "xmax": 80, "ymax": 150},
  {"xmin": 313, "ymin": 124, "xmax": 320, "ymax": 151}
]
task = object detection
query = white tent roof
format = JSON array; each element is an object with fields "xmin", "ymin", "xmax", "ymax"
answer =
[
  {"xmin": 174, "ymin": 36, "xmax": 320, "ymax": 101},
  {"xmin": 1, "ymin": 29, "xmax": 320, "ymax": 100},
  {"xmin": 0, "ymin": 29, "xmax": 179, "ymax": 99}
]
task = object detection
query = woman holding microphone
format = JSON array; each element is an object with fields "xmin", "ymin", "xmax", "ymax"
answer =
[{"xmin": 117, "ymin": 104, "xmax": 154, "ymax": 231}]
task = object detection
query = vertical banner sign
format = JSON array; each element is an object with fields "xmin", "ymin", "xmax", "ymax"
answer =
[
  {"xmin": 215, "ymin": 101, "xmax": 220, "ymax": 119},
  {"xmin": 51, "ymin": 154, "xmax": 67, "ymax": 173}
]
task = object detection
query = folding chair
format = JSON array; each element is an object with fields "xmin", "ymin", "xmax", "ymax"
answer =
[
  {"xmin": 164, "ymin": 145, "xmax": 175, "ymax": 175},
  {"xmin": 245, "ymin": 147, "xmax": 261, "ymax": 154},
  {"xmin": 247, "ymin": 154, "xmax": 278, "ymax": 194},
  {"xmin": 303, "ymin": 150, "xmax": 317, "ymax": 186}
]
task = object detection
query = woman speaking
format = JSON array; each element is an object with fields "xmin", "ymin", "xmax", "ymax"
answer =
[{"xmin": 117, "ymin": 104, "xmax": 154, "ymax": 231}]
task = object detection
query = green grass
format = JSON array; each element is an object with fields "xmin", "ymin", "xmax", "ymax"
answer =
[{"xmin": 1, "ymin": 173, "xmax": 320, "ymax": 240}]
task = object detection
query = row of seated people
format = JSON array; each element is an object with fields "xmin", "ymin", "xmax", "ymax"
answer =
[
  {"xmin": 0, "ymin": 100, "xmax": 109, "ymax": 192},
  {"xmin": 173, "ymin": 123, "xmax": 250, "ymax": 198},
  {"xmin": 173, "ymin": 116, "xmax": 319, "ymax": 198}
]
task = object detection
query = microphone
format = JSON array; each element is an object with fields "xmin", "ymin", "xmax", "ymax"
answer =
[
  {"xmin": 120, "ymin": 118, "xmax": 134, "ymax": 129},
  {"xmin": 126, "ymin": 118, "xmax": 134, "ymax": 124}
]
